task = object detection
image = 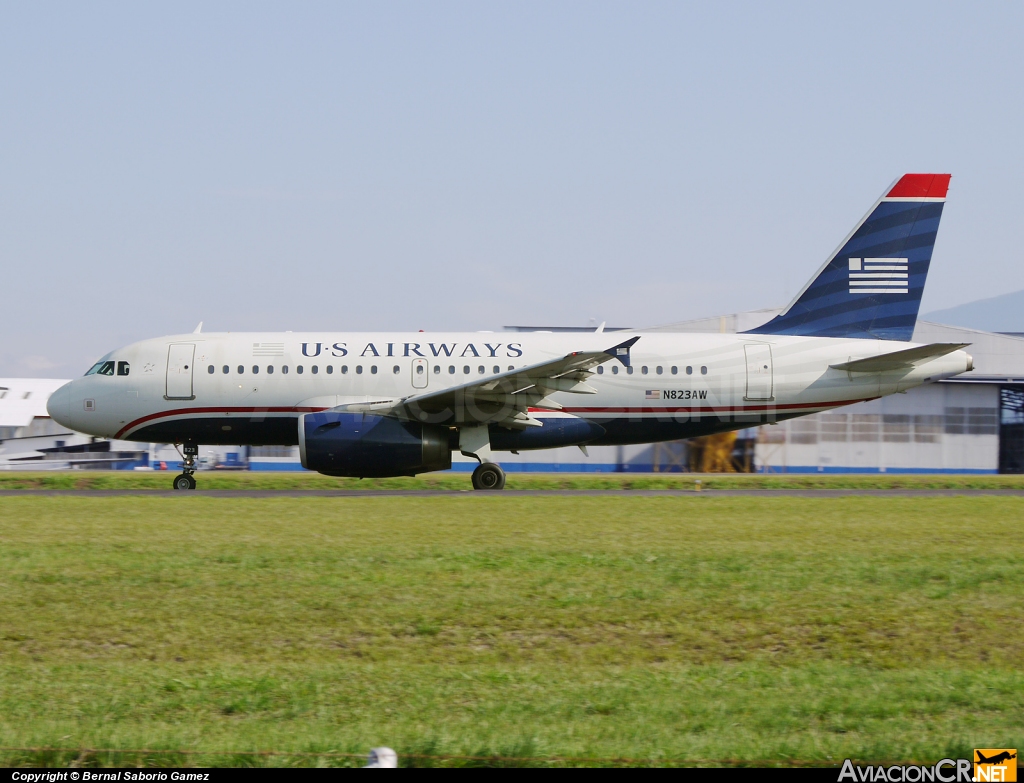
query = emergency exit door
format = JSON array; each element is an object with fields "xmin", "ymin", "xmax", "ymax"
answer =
[
  {"xmin": 166, "ymin": 343, "xmax": 196, "ymax": 399},
  {"xmin": 411, "ymin": 358, "xmax": 429, "ymax": 389},
  {"xmin": 744, "ymin": 343, "xmax": 773, "ymax": 401}
]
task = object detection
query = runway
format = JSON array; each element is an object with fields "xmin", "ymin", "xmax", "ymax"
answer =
[{"xmin": 2, "ymin": 488, "xmax": 1023, "ymax": 498}]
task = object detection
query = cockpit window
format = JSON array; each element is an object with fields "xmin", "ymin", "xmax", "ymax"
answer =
[
  {"xmin": 117, "ymin": 361, "xmax": 130, "ymax": 376},
  {"xmin": 86, "ymin": 361, "xmax": 115, "ymax": 376}
]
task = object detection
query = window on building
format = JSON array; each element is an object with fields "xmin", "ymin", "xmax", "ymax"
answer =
[
  {"xmin": 914, "ymin": 415, "xmax": 943, "ymax": 443},
  {"xmin": 883, "ymin": 414, "xmax": 911, "ymax": 442},
  {"xmin": 852, "ymin": 414, "xmax": 880, "ymax": 442},
  {"xmin": 820, "ymin": 413, "xmax": 848, "ymax": 442},
  {"xmin": 790, "ymin": 418, "xmax": 818, "ymax": 444}
]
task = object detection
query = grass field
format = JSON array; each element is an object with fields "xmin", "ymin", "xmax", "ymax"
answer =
[
  {"xmin": 3, "ymin": 469, "xmax": 1024, "ymax": 491},
  {"xmin": 1, "ymin": 494, "xmax": 1022, "ymax": 766}
]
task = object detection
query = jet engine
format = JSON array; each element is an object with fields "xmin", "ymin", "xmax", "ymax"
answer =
[{"xmin": 299, "ymin": 412, "xmax": 452, "ymax": 477}]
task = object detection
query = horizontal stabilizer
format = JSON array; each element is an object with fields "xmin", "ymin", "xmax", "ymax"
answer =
[{"xmin": 829, "ymin": 343, "xmax": 968, "ymax": 373}]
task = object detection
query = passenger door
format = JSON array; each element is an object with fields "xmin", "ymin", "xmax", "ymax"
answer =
[
  {"xmin": 166, "ymin": 343, "xmax": 196, "ymax": 399},
  {"xmin": 743, "ymin": 343, "xmax": 773, "ymax": 401}
]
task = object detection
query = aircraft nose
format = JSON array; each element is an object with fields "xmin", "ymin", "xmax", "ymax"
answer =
[{"xmin": 46, "ymin": 381, "xmax": 73, "ymax": 428}]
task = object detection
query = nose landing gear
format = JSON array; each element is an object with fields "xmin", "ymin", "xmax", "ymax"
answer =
[{"xmin": 172, "ymin": 443, "xmax": 198, "ymax": 490}]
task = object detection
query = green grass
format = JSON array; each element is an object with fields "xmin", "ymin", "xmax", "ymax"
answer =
[
  {"xmin": 0, "ymin": 495, "xmax": 1022, "ymax": 766},
  {"xmin": 3, "ymin": 469, "xmax": 1024, "ymax": 491}
]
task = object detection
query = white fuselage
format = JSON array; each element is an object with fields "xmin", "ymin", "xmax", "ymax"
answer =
[{"xmin": 47, "ymin": 331, "xmax": 971, "ymax": 451}]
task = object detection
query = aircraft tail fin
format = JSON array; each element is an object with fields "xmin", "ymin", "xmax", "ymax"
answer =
[{"xmin": 744, "ymin": 174, "xmax": 951, "ymax": 341}]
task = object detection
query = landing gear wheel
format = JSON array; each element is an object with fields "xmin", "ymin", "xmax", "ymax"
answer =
[
  {"xmin": 173, "ymin": 473, "xmax": 197, "ymax": 490},
  {"xmin": 472, "ymin": 462, "xmax": 506, "ymax": 490}
]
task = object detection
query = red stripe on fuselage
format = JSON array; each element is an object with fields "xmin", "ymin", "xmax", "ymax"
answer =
[{"xmin": 115, "ymin": 406, "xmax": 328, "ymax": 439}]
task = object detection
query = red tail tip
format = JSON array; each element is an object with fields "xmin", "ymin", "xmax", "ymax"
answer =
[{"xmin": 886, "ymin": 173, "xmax": 951, "ymax": 199}]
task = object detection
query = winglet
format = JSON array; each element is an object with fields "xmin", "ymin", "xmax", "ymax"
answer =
[{"xmin": 605, "ymin": 336, "xmax": 640, "ymax": 367}]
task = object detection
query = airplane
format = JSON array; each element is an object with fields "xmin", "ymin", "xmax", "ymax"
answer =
[
  {"xmin": 976, "ymin": 752, "xmax": 1017, "ymax": 765},
  {"xmin": 47, "ymin": 173, "xmax": 973, "ymax": 490}
]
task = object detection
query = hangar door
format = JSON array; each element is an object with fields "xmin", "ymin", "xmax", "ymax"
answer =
[
  {"xmin": 166, "ymin": 343, "xmax": 196, "ymax": 399},
  {"xmin": 744, "ymin": 343, "xmax": 773, "ymax": 401}
]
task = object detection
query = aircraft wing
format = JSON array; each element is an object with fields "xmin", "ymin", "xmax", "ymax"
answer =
[
  {"xmin": 829, "ymin": 343, "xmax": 969, "ymax": 373},
  {"xmin": 333, "ymin": 336, "xmax": 640, "ymax": 428}
]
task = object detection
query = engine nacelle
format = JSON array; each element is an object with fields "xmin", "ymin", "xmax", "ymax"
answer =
[{"xmin": 299, "ymin": 412, "xmax": 452, "ymax": 477}]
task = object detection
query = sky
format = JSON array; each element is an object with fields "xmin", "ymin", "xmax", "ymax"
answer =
[{"xmin": 2, "ymin": 1, "xmax": 1023, "ymax": 378}]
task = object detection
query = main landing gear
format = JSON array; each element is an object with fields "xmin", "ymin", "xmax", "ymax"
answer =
[
  {"xmin": 172, "ymin": 443, "xmax": 198, "ymax": 491},
  {"xmin": 471, "ymin": 462, "xmax": 506, "ymax": 491}
]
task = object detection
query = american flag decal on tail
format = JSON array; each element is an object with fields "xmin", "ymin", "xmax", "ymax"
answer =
[{"xmin": 848, "ymin": 258, "xmax": 908, "ymax": 294}]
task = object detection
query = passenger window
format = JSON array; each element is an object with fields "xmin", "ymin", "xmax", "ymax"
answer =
[
  {"xmin": 686, "ymin": 366, "xmax": 693, "ymax": 375},
  {"xmin": 238, "ymin": 365, "xmax": 244, "ymax": 374},
  {"xmin": 356, "ymin": 366, "xmax": 363, "ymax": 374},
  {"xmin": 701, "ymin": 366, "xmax": 708, "ymax": 375},
  {"xmin": 282, "ymin": 366, "xmax": 289, "ymax": 374},
  {"xmin": 597, "ymin": 366, "xmax": 604, "ymax": 375},
  {"xmin": 371, "ymin": 365, "xmax": 378, "ymax": 374},
  {"xmin": 612, "ymin": 366, "xmax": 619, "ymax": 375},
  {"xmin": 671, "ymin": 366, "xmax": 678, "ymax": 375},
  {"xmin": 341, "ymin": 366, "xmax": 348, "ymax": 374},
  {"xmin": 297, "ymin": 366, "xmax": 304, "ymax": 374},
  {"xmin": 433, "ymin": 365, "xmax": 440, "ymax": 374},
  {"xmin": 627, "ymin": 367, "xmax": 634, "ymax": 375},
  {"xmin": 393, "ymin": 365, "xmax": 400, "ymax": 374},
  {"xmin": 478, "ymin": 366, "xmax": 485, "ymax": 374},
  {"xmin": 463, "ymin": 365, "xmax": 470, "ymax": 374},
  {"xmin": 208, "ymin": 365, "xmax": 215, "ymax": 374},
  {"xmin": 493, "ymin": 365, "xmax": 499, "ymax": 374},
  {"xmin": 267, "ymin": 366, "xmax": 274, "ymax": 374},
  {"xmin": 641, "ymin": 366, "xmax": 648, "ymax": 375},
  {"xmin": 252, "ymin": 365, "xmax": 259, "ymax": 374},
  {"xmin": 118, "ymin": 361, "xmax": 130, "ymax": 376},
  {"xmin": 416, "ymin": 365, "xmax": 424, "ymax": 375},
  {"xmin": 313, "ymin": 366, "xmax": 319, "ymax": 374},
  {"xmin": 508, "ymin": 365, "xmax": 514, "ymax": 371},
  {"xmin": 656, "ymin": 366, "xmax": 663, "ymax": 375},
  {"xmin": 449, "ymin": 366, "xmax": 455, "ymax": 374},
  {"xmin": 326, "ymin": 365, "xmax": 333, "ymax": 374},
  {"xmin": 222, "ymin": 365, "xmax": 229, "ymax": 374}
]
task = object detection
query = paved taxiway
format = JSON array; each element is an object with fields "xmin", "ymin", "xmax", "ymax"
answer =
[{"xmin": 2, "ymin": 489, "xmax": 1023, "ymax": 498}]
